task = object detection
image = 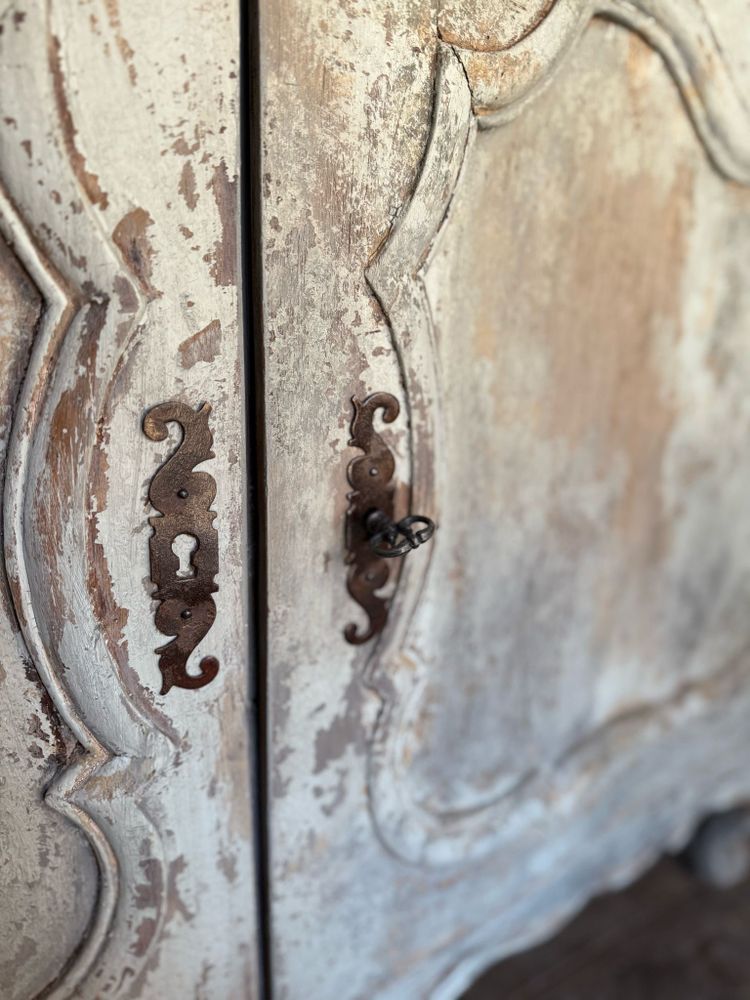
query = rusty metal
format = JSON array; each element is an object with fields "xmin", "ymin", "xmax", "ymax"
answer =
[
  {"xmin": 366, "ymin": 510, "xmax": 435, "ymax": 558},
  {"xmin": 143, "ymin": 400, "xmax": 219, "ymax": 694},
  {"xmin": 344, "ymin": 392, "xmax": 436, "ymax": 644}
]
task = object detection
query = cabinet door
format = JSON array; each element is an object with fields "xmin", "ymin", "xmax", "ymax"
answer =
[
  {"xmin": 0, "ymin": 3, "xmax": 259, "ymax": 996},
  {"xmin": 259, "ymin": 1, "xmax": 750, "ymax": 996}
]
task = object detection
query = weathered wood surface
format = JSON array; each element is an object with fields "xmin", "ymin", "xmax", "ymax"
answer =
[
  {"xmin": 0, "ymin": 2, "xmax": 258, "ymax": 997},
  {"xmin": 259, "ymin": 1, "xmax": 750, "ymax": 996},
  {"xmin": 0, "ymin": 230, "xmax": 98, "ymax": 1000}
]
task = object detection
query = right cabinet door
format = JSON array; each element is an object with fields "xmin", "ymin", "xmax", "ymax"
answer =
[{"xmin": 258, "ymin": 2, "xmax": 750, "ymax": 997}]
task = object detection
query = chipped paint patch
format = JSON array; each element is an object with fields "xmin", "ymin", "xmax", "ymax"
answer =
[
  {"xmin": 204, "ymin": 160, "xmax": 237, "ymax": 287},
  {"xmin": 178, "ymin": 319, "xmax": 222, "ymax": 368},
  {"xmin": 48, "ymin": 34, "xmax": 109, "ymax": 208},
  {"xmin": 112, "ymin": 208, "xmax": 162, "ymax": 299},
  {"xmin": 179, "ymin": 160, "xmax": 199, "ymax": 211}
]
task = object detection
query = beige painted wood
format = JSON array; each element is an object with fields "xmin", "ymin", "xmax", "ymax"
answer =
[
  {"xmin": 259, "ymin": 1, "xmax": 750, "ymax": 997},
  {"xmin": 0, "ymin": 2, "xmax": 259, "ymax": 997},
  {"xmin": 0, "ymin": 229, "xmax": 99, "ymax": 1000}
]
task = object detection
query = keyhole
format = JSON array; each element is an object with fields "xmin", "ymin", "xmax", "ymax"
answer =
[{"xmin": 172, "ymin": 533, "xmax": 198, "ymax": 578}]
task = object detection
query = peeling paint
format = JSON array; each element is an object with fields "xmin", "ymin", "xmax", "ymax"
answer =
[
  {"xmin": 205, "ymin": 160, "xmax": 237, "ymax": 287},
  {"xmin": 48, "ymin": 34, "xmax": 109, "ymax": 209},
  {"xmin": 178, "ymin": 319, "xmax": 222, "ymax": 368},
  {"xmin": 112, "ymin": 208, "xmax": 161, "ymax": 299}
]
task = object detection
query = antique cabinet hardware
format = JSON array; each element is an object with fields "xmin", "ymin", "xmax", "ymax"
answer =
[
  {"xmin": 366, "ymin": 510, "xmax": 435, "ymax": 558},
  {"xmin": 143, "ymin": 400, "xmax": 219, "ymax": 694},
  {"xmin": 344, "ymin": 392, "xmax": 436, "ymax": 644}
]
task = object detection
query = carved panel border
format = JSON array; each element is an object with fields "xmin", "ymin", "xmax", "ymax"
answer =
[
  {"xmin": 0, "ymin": 4, "xmax": 256, "ymax": 995},
  {"xmin": 0, "ymin": 181, "xmax": 156, "ymax": 997},
  {"xmin": 0, "ymin": 144, "xmax": 172, "ymax": 994},
  {"xmin": 365, "ymin": 2, "xmax": 750, "ymax": 866}
]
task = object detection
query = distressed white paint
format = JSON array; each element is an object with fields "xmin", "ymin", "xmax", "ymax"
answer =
[
  {"xmin": 260, "ymin": 1, "xmax": 750, "ymax": 997},
  {"xmin": 0, "ymin": 2, "xmax": 258, "ymax": 997},
  {"xmin": 4, "ymin": 1, "xmax": 750, "ymax": 997}
]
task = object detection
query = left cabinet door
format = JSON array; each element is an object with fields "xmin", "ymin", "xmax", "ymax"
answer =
[{"xmin": 0, "ymin": 3, "xmax": 259, "ymax": 997}]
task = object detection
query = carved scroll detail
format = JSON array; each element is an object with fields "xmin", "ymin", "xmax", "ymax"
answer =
[
  {"xmin": 344, "ymin": 392, "xmax": 400, "ymax": 644},
  {"xmin": 144, "ymin": 401, "xmax": 219, "ymax": 694}
]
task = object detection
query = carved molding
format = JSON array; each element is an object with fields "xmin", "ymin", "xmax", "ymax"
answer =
[
  {"xmin": 0, "ymin": 51, "xmax": 168, "ymax": 998},
  {"xmin": 365, "ymin": 4, "xmax": 750, "ymax": 866},
  {"xmin": 144, "ymin": 400, "xmax": 220, "ymax": 694},
  {"xmin": 0, "ymin": 5, "xmax": 256, "ymax": 995},
  {"xmin": 455, "ymin": 0, "xmax": 750, "ymax": 185}
]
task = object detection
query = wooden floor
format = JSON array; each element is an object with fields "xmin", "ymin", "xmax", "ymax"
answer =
[{"xmin": 462, "ymin": 859, "xmax": 750, "ymax": 999}]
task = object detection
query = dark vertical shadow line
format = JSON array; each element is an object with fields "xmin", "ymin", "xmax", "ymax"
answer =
[{"xmin": 240, "ymin": 0, "xmax": 272, "ymax": 997}]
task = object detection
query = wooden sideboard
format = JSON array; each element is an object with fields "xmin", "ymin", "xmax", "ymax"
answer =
[{"xmin": 1, "ymin": 1, "xmax": 749, "ymax": 997}]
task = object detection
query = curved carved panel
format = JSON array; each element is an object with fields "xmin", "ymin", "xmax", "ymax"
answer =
[
  {"xmin": 0, "ymin": 3, "xmax": 258, "ymax": 997},
  {"xmin": 453, "ymin": 0, "xmax": 750, "ymax": 182},
  {"xmin": 0, "ymin": 179, "xmax": 127, "ymax": 999},
  {"xmin": 0, "ymin": 224, "xmax": 99, "ymax": 1000},
  {"xmin": 367, "ymin": 9, "xmax": 750, "ymax": 866}
]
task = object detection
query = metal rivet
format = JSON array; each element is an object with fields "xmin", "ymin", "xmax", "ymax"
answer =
[
  {"xmin": 181, "ymin": 609, "xmax": 193, "ymax": 620},
  {"xmin": 369, "ymin": 467, "xmax": 378, "ymax": 476},
  {"xmin": 177, "ymin": 488, "xmax": 189, "ymax": 498}
]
